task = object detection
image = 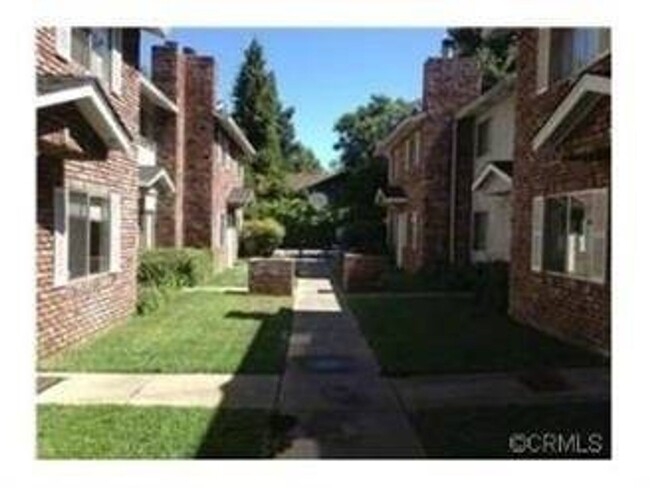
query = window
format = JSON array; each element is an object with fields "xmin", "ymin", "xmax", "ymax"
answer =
[
  {"xmin": 476, "ymin": 118, "xmax": 491, "ymax": 157},
  {"xmin": 549, "ymin": 28, "xmax": 610, "ymax": 83},
  {"xmin": 532, "ymin": 189, "xmax": 608, "ymax": 282},
  {"xmin": 68, "ymin": 191, "xmax": 111, "ymax": 279},
  {"xmin": 70, "ymin": 28, "xmax": 113, "ymax": 84},
  {"xmin": 408, "ymin": 132, "xmax": 419, "ymax": 168},
  {"xmin": 410, "ymin": 212, "xmax": 419, "ymax": 250},
  {"xmin": 472, "ymin": 211, "xmax": 488, "ymax": 251}
]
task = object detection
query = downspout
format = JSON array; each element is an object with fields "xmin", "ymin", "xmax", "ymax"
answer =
[{"xmin": 449, "ymin": 118, "xmax": 458, "ymax": 264}]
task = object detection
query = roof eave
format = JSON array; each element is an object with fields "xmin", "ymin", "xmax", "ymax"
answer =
[
  {"xmin": 140, "ymin": 74, "xmax": 178, "ymax": 113},
  {"xmin": 375, "ymin": 112, "xmax": 427, "ymax": 156}
]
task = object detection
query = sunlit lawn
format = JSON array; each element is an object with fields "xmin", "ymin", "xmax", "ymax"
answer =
[
  {"xmin": 39, "ymin": 291, "xmax": 292, "ymax": 374},
  {"xmin": 206, "ymin": 261, "xmax": 249, "ymax": 288},
  {"xmin": 37, "ymin": 405, "xmax": 274, "ymax": 459}
]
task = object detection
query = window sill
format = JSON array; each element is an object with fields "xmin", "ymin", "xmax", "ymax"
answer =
[
  {"xmin": 539, "ymin": 50, "xmax": 611, "ymax": 96},
  {"xmin": 533, "ymin": 269, "xmax": 606, "ymax": 286},
  {"xmin": 55, "ymin": 270, "xmax": 119, "ymax": 290}
]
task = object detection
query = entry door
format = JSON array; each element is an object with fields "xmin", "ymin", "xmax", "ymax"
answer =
[{"xmin": 397, "ymin": 213, "xmax": 407, "ymax": 268}]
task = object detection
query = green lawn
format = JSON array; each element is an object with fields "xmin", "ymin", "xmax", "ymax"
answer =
[
  {"xmin": 39, "ymin": 292, "xmax": 292, "ymax": 373},
  {"xmin": 409, "ymin": 401, "xmax": 610, "ymax": 458},
  {"xmin": 347, "ymin": 295, "xmax": 606, "ymax": 375},
  {"xmin": 206, "ymin": 261, "xmax": 249, "ymax": 287},
  {"xmin": 37, "ymin": 405, "xmax": 275, "ymax": 459}
]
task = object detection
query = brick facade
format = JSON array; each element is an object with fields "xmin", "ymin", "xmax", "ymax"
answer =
[
  {"xmin": 150, "ymin": 43, "xmax": 246, "ymax": 268},
  {"xmin": 382, "ymin": 54, "xmax": 481, "ymax": 273},
  {"xmin": 36, "ymin": 28, "xmax": 141, "ymax": 357},
  {"xmin": 509, "ymin": 29, "xmax": 611, "ymax": 354},
  {"xmin": 249, "ymin": 258, "xmax": 295, "ymax": 296}
]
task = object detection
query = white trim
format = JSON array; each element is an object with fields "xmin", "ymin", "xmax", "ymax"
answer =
[
  {"xmin": 140, "ymin": 73, "xmax": 178, "ymax": 113},
  {"xmin": 456, "ymin": 76, "xmax": 516, "ymax": 119},
  {"xmin": 37, "ymin": 84, "xmax": 131, "ymax": 153},
  {"xmin": 375, "ymin": 112, "xmax": 427, "ymax": 156},
  {"xmin": 53, "ymin": 187, "xmax": 69, "ymax": 287},
  {"xmin": 140, "ymin": 169, "xmax": 176, "ymax": 193},
  {"xmin": 109, "ymin": 193, "xmax": 121, "ymax": 273},
  {"xmin": 375, "ymin": 188, "xmax": 407, "ymax": 206},
  {"xmin": 110, "ymin": 29, "xmax": 123, "ymax": 95},
  {"xmin": 532, "ymin": 74, "xmax": 610, "ymax": 151},
  {"xmin": 471, "ymin": 163, "xmax": 513, "ymax": 192},
  {"xmin": 55, "ymin": 27, "xmax": 71, "ymax": 61},
  {"xmin": 536, "ymin": 28, "xmax": 551, "ymax": 94},
  {"xmin": 214, "ymin": 111, "xmax": 256, "ymax": 157}
]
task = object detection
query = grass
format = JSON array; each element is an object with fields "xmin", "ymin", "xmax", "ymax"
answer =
[
  {"xmin": 37, "ymin": 405, "xmax": 275, "ymax": 459},
  {"xmin": 206, "ymin": 261, "xmax": 249, "ymax": 287},
  {"xmin": 347, "ymin": 295, "xmax": 606, "ymax": 375},
  {"xmin": 39, "ymin": 291, "xmax": 292, "ymax": 373},
  {"xmin": 409, "ymin": 401, "xmax": 610, "ymax": 458}
]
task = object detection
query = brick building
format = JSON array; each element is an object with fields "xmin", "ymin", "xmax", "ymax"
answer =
[
  {"xmin": 147, "ymin": 42, "xmax": 255, "ymax": 269},
  {"xmin": 375, "ymin": 44, "xmax": 481, "ymax": 272},
  {"xmin": 36, "ymin": 28, "xmax": 164, "ymax": 356},
  {"xmin": 509, "ymin": 28, "xmax": 611, "ymax": 354}
]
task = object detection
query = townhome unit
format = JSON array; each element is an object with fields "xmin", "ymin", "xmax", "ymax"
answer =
[
  {"xmin": 375, "ymin": 43, "xmax": 481, "ymax": 272},
  {"xmin": 451, "ymin": 75, "xmax": 516, "ymax": 265},
  {"xmin": 36, "ymin": 27, "xmax": 163, "ymax": 356},
  {"xmin": 142, "ymin": 41, "xmax": 255, "ymax": 269},
  {"xmin": 509, "ymin": 28, "xmax": 611, "ymax": 354}
]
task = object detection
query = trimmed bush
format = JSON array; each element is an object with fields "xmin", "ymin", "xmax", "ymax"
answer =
[
  {"xmin": 138, "ymin": 248, "xmax": 213, "ymax": 289},
  {"xmin": 240, "ymin": 218, "xmax": 285, "ymax": 257},
  {"xmin": 136, "ymin": 285, "xmax": 168, "ymax": 315}
]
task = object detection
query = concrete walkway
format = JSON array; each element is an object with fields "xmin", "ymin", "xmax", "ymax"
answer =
[
  {"xmin": 37, "ymin": 372, "xmax": 279, "ymax": 409},
  {"xmin": 274, "ymin": 261, "xmax": 425, "ymax": 458}
]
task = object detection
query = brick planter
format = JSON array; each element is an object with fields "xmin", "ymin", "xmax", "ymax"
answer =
[
  {"xmin": 249, "ymin": 258, "xmax": 295, "ymax": 296},
  {"xmin": 342, "ymin": 253, "xmax": 389, "ymax": 292}
]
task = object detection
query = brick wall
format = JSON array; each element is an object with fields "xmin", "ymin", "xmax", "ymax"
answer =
[
  {"xmin": 36, "ymin": 28, "xmax": 141, "ymax": 357},
  {"xmin": 152, "ymin": 42, "xmax": 186, "ymax": 248},
  {"xmin": 342, "ymin": 254, "xmax": 389, "ymax": 292},
  {"xmin": 249, "ymin": 258, "xmax": 295, "ymax": 296},
  {"xmin": 509, "ymin": 29, "xmax": 611, "ymax": 354},
  {"xmin": 383, "ymin": 55, "xmax": 481, "ymax": 273}
]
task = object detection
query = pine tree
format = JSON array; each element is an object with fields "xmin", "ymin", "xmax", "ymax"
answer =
[{"xmin": 232, "ymin": 39, "xmax": 285, "ymax": 196}]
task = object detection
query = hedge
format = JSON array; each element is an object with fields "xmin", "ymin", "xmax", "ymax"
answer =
[
  {"xmin": 240, "ymin": 218, "xmax": 285, "ymax": 257},
  {"xmin": 136, "ymin": 248, "xmax": 213, "ymax": 315}
]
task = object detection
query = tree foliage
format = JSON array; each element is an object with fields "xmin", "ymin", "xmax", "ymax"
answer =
[
  {"xmin": 232, "ymin": 40, "xmax": 321, "ymax": 198},
  {"xmin": 445, "ymin": 28, "xmax": 517, "ymax": 90}
]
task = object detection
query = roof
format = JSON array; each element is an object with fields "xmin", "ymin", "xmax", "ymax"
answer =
[
  {"xmin": 289, "ymin": 170, "xmax": 345, "ymax": 192},
  {"xmin": 37, "ymin": 75, "xmax": 131, "ymax": 153},
  {"xmin": 455, "ymin": 75, "xmax": 516, "ymax": 119},
  {"xmin": 138, "ymin": 166, "xmax": 175, "ymax": 193},
  {"xmin": 227, "ymin": 187, "xmax": 255, "ymax": 207},
  {"xmin": 375, "ymin": 185, "xmax": 408, "ymax": 206},
  {"xmin": 471, "ymin": 160, "xmax": 513, "ymax": 192},
  {"xmin": 213, "ymin": 111, "xmax": 256, "ymax": 157},
  {"xmin": 139, "ymin": 74, "xmax": 177, "ymax": 113},
  {"xmin": 375, "ymin": 112, "xmax": 428, "ymax": 156},
  {"xmin": 533, "ymin": 74, "xmax": 610, "ymax": 151}
]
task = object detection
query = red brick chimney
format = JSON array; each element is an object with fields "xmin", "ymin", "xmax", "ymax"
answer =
[
  {"xmin": 422, "ymin": 54, "xmax": 482, "ymax": 116},
  {"xmin": 151, "ymin": 41, "xmax": 186, "ymax": 247}
]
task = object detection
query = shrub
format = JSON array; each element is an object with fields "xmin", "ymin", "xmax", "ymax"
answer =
[
  {"xmin": 136, "ymin": 285, "xmax": 167, "ymax": 315},
  {"xmin": 138, "ymin": 248, "xmax": 213, "ymax": 289},
  {"xmin": 240, "ymin": 218, "xmax": 285, "ymax": 257}
]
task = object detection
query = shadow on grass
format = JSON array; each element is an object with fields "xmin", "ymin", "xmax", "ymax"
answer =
[{"xmin": 194, "ymin": 306, "xmax": 295, "ymax": 458}]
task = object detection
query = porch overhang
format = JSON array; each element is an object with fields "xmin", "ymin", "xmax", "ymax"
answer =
[
  {"xmin": 37, "ymin": 76, "xmax": 131, "ymax": 153},
  {"xmin": 375, "ymin": 186, "xmax": 408, "ymax": 206},
  {"xmin": 138, "ymin": 166, "xmax": 175, "ymax": 193},
  {"xmin": 472, "ymin": 161, "xmax": 513, "ymax": 192},
  {"xmin": 533, "ymin": 74, "xmax": 611, "ymax": 151},
  {"xmin": 140, "ymin": 74, "xmax": 178, "ymax": 113},
  {"xmin": 227, "ymin": 187, "xmax": 255, "ymax": 208}
]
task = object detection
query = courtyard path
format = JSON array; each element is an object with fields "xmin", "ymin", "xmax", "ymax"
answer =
[{"xmin": 274, "ymin": 259, "xmax": 425, "ymax": 458}]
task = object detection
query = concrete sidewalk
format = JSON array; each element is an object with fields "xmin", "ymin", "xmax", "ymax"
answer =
[
  {"xmin": 275, "ymin": 264, "xmax": 425, "ymax": 458},
  {"xmin": 37, "ymin": 372, "xmax": 279, "ymax": 409}
]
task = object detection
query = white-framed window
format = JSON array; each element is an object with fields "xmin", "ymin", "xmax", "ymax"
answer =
[
  {"xmin": 68, "ymin": 190, "xmax": 111, "ymax": 278},
  {"xmin": 53, "ymin": 186, "xmax": 121, "ymax": 286},
  {"xmin": 472, "ymin": 211, "xmax": 488, "ymax": 251},
  {"xmin": 67, "ymin": 28, "xmax": 122, "ymax": 92},
  {"xmin": 530, "ymin": 188, "xmax": 608, "ymax": 283},
  {"xmin": 475, "ymin": 117, "xmax": 491, "ymax": 157},
  {"xmin": 538, "ymin": 28, "xmax": 610, "ymax": 92}
]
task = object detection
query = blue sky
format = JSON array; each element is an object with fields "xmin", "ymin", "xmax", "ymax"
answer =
[{"xmin": 141, "ymin": 28, "xmax": 446, "ymax": 168}]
